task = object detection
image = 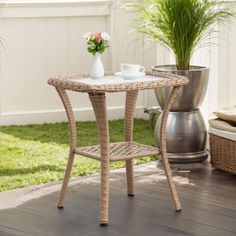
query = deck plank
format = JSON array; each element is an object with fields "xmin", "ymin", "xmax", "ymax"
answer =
[{"xmin": 0, "ymin": 162, "xmax": 236, "ymax": 236}]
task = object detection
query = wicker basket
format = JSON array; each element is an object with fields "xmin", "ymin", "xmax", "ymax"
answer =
[{"xmin": 209, "ymin": 133, "xmax": 236, "ymax": 174}]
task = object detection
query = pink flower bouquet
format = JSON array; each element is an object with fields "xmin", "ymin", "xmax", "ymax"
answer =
[{"xmin": 82, "ymin": 32, "xmax": 111, "ymax": 56}]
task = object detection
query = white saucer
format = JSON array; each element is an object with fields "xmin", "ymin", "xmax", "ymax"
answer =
[{"xmin": 114, "ymin": 71, "xmax": 145, "ymax": 80}]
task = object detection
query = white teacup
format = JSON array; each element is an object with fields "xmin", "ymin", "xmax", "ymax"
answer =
[{"xmin": 120, "ymin": 64, "xmax": 145, "ymax": 76}]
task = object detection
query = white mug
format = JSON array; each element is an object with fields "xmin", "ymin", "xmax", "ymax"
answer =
[{"xmin": 120, "ymin": 63, "xmax": 145, "ymax": 75}]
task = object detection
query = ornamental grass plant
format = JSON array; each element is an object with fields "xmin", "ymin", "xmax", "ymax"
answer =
[{"xmin": 125, "ymin": 0, "xmax": 234, "ymax": 70}]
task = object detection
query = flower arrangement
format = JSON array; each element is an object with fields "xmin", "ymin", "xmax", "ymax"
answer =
[{"xmin": 82, "ymin": 32, "xmax": 111, "ymax": 56}]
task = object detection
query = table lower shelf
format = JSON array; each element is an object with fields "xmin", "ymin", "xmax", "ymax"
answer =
[{"xmin": 75, "ymin": 142, "xmax": 160, "ymax": 162}]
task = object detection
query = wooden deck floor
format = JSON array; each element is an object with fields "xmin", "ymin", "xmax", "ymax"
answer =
[{"xmin": 0, "ymin": 162, "xmax": 236, "ymax": 236}]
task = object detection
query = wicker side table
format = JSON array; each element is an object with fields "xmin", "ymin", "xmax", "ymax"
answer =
[{"xmin": 48, "ymin": 71, "xmax": 189, "ymax": 225}]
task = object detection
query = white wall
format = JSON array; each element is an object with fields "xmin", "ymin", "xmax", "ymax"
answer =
[
  {"xmin": 0, "ymin": 0, "xmax": 156, "ymax": 125},
  {"xmin": 0, "ymin": 0, "xmax": 235, "ymax": 126},
  {"xmin": 218, "ymin": 0, "xmax": 236, "ymax": 109}
]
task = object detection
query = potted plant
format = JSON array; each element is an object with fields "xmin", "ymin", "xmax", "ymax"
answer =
[{"xmin": 126, "ymin": 0, "xmax": 234, "ymax": 162}]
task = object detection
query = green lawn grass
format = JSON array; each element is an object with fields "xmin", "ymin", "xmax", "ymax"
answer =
[{"xmin": 0, "ymin": 119, "xmax": 155, "ymax": 192}]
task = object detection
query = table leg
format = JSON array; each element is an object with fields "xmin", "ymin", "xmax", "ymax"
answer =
[
  {"xmin": 55, "ymin": 88, "xmax": 77, "ymax": 208},
  {"xmin": 160, "ymin": 86, "xmax": 182, "ymax": 211},
  {"xmin": 124, "ymin": 90, "xmax": 139, "ymax": 196},
  {"xmin": 89, "ymin": 93, "xmax": 110, "ymax": 226}
]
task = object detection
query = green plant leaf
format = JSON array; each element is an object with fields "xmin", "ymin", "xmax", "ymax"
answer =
[
  {"xmin": 124, "ymin": 0, "xmax": 235, "ymax": 70},
  {"xmin": 87, "ymin": 41, "xmax": 96, "ymax": 50}
]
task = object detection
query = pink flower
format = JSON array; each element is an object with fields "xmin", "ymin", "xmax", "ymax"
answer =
[{"xmin": 95, "ymin": 33, "xmax": 102, "ymax": 43}]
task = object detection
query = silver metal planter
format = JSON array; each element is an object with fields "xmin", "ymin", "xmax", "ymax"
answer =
[
  {"xmin": 152, "ymin": 65, "xmax": 209, "ymax": 163},
  {"xmin": 155, "ymin": 110, "xmax": 208, "ymax": 162},
  {"xmin": 153, "ymin": 65, "xmax": 209, "ymax": 111}
]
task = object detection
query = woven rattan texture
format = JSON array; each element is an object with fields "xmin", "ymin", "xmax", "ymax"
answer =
[
  {"xmin": 88, "ymin": 93, "xmax": 110, "ymax": 224},
  {"xmin": 210, "ymin": 134, "xmax": 236, "ymax": 174},
  {"xmin": 52, "ymin": 72, "xmax": 185, "ymax": 224},
  {"xmin": 48, "ymin": 71, "xmax": 188, "ymax": 93},
  {"xmin": 124, "ymin": 91, "xmax": 138, "ymax": 196},
  {"xmin": 75, "ymin": 142, "xmax": 160, "ymax": 161}
]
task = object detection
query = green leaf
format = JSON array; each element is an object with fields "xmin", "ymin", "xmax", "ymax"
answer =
[
  {"xmin": 99, "ymin": 47, "xmax": 105, "ymax": 54},
  {"xmin": 87, "ymin": 41, "xmax": 96, "ymax": 50},
  {"xmin": 124, "ymin": 0, "xmax": 235, "ymax": 70}
]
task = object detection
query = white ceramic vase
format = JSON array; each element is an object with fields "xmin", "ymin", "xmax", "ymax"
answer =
[{"xmin": 89, "ymin": 52, "xmax": 104, "ymax": 78}]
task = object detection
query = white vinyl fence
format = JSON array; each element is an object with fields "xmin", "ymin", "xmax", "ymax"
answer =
[{"xmin": 0, "ymin": 0, "xmax": 235, "ymax": 125}]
